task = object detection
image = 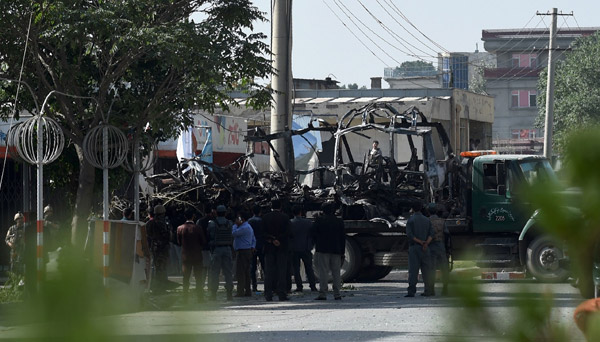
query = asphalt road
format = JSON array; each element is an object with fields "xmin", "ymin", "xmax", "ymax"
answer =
[{"xmin": 0, "ymin": 271, "xmax": 587, "ymax": 341}]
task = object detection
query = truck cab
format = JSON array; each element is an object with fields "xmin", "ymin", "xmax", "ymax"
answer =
[{"xmin": 454, "ymin": 153, "xmax": 568, "ymax": 282}]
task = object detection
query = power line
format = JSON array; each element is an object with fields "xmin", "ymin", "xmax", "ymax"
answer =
[
  {"xmin": 322, "ymin": 0, "xmax": 433, "ymax": 88},
  {"xmin": 356, "ymin": 0, "xmax": 438, "ymax": 59},
  {"xmin": 320, "ymin": 0, "xmax": 390, "ymax": 68},
  {"xmin": 0, "ymin": 10, "xmax": 34, "ymax": 193},
  {"xmin": 572, "ymin": 14, "xmax": 582, "ymax": 30},
  {"xmin": 381, "ymin": 0, "xmax": 449, "ymax": 53},
  {"xmin": 334, "ymin": 0, "xmax": 426, "ymax": 61},
  {"xmin": 486, "ymin": 16, "xmax": 549, "ymax": 85}
]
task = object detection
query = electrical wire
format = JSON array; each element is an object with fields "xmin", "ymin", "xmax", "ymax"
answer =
[
  {"xmin": 572, "ymin": 14, "xmax": 582, "ymax": 31},
  {"xmin": 355, "ymin": 0, "xmax": 438, "ymax": 60},
  {"xmin": 323, "ymin": 0, "xmax": 436, "ymax": 88},
  {"xmin": 485, "ymin": 17, "xmax": 549, "ymax": 85},
  {"xmin": 333, "ymin": 0, "xmax": 433, "ymax": 64},
  {"xmin": 0, "ymin": 9, "xmax": 34, "ymax": 193},
  {"xmin": 373, "ymin": 0, "xmax": 442, "ymax": 56},
  {"xmin": 381, "ymin": 0, "xmax": 449, "ymax": 53},
  {"xmin": 321, "ymin": 0, "xmax": 389, "ymax": 67}
]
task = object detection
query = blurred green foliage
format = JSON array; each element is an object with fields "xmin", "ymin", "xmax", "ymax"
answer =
[
  {"xmin": 449, "ymin": 127, "xmax": 600, "ymax": 341},
  {"xmin": 447, "ymin": 281, "xmax": 570, "ymax": 341},
  {"xmin": 0, "ymin": 272, "xmax": 23, "ymax": 303}
]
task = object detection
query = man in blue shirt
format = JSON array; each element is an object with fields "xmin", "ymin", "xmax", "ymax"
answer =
[
  {"xmin": 232, "ymin": 210, "xmax": 256, "ymax": 297},
  {"xmin": 405, "ymin": 203, "xmax": 434, "ymax": 297}
]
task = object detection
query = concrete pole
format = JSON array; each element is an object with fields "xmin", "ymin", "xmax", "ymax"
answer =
[
  {"xmin": 543, "ymin": 8, "xmax": 557, "ymax": 160},
  {"xmin": 270, "ymin": 0, "xmax": 294, "ymax": 175}
]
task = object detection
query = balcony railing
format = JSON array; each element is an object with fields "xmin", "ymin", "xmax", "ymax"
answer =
[{"xmin": 484, "ymin": 67, "xmax": 540, "ymax": 79}]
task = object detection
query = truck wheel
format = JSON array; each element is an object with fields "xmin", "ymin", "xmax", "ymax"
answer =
[
  {"xmin": 341, "ymin": 238, "xmax": 362, "ymax": 282},
  {"xmin": 526, "ymin": 236, "xmax": 569, "ymax": 283}
]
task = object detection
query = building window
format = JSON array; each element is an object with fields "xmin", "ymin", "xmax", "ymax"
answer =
[
  {"xmin": 511, "ymin": 90, "xmax": 537, "ymax": 108},
  {"xmin": 529, "ymin": 91, "xmax": 537, "ymax": 107},
  {"xmin": 512, "ymin": 53, "xmax": 537, "ymax": 68}
]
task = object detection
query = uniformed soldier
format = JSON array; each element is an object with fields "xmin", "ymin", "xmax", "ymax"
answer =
[
  {"xmin": 5, "ymin": 212, "xmax": 26, "ymax": 275},
  {"xmin": 43, "ymin": 205, "xmax": 60, "ymax": 252},
  {"xmin": 145, "ymin": 204, "xmax": 171, "ymax": 293},
  {"xmin": 426, "ymin": 204, "xmax": 450, "ymax": 296},
  {"xmin": 405, "ymin": 203, "xmax": 434, "ymax": 297}
]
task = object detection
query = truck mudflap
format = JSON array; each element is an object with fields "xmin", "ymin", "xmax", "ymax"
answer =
[{"xmin": 518, "ymin": 211, "xmax": 539, "ymax": 265}]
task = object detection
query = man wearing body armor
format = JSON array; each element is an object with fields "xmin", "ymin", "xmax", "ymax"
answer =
[{"xmin": 207, "ymin": 205, "xmax": 234, "ymax": 300}]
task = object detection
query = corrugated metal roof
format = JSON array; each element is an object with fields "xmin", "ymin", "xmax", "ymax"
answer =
[
  {"xmin": 398, "ymin": 96, "xmax": 423, "ymax": 102},
  {"xmin": 351, "ymin": 97, "xmax": 380, "ymax": 103},
  {"xmin": 293, "ymin": 98, "xmax": 314, "ymax": 104},
  {"xmin": 329, "ymin": 97, "xmax": 358, "ymax": 103},
  {"xmin": 375, "ymin": 97, "xmax": 401, "ymax": 102},
  {"xmin": 304, "ymin": 97, "xmax": 334, "ymax": 104}
]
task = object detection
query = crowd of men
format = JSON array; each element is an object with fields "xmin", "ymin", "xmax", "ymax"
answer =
[
  {"xmin": 5, "ymin": 199, "xmax": 450, "ymax": 301},
  {"xmin": 139, "ymin": 199, "xmax": 347, "ymax": 302}
]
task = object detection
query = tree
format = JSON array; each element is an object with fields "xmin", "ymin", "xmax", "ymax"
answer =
[
  {"xmin": 537, "ymin": 31, "xmax": 600, "ymax": 154},
  {"xmin": 347, "ymin": 83, "xmax": 359, "ymax": 90},
  {"xmin": 0, "ymin": 0, "xmax": 272, "ymax": 246},
  {"xmin": 469, "ymin": 63, "xmax": 491, "ymax": 95},
  {"xmin": 394, "ymin": 60, "xmax": 435, "ymax": 77}
]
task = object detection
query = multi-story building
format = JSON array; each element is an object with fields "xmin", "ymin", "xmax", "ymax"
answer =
[{"xmin": 482, "ymin": 27, "xmax": 600, "ymax": 154}]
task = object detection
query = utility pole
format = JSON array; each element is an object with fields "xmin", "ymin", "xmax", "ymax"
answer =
[
  {"xmin": 537, "ymin": 9, "xmax": 572, "ymax": 160},
  {"xmin": 270, "ymin": 0, "xmax": 294, "ymax": 176},
  {"xmin": 542, "ymin": 8, "xmax": 557, "ymax": 161}
]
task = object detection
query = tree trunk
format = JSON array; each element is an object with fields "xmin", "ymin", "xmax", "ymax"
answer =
[{"xmin": 71, "ymin": 144, "xmax": 96, "ymax": 247}]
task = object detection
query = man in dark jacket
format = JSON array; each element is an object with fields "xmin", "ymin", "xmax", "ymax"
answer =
[
  {"xmin": 177, "ymin": 207, "xmax": 207, "ymax": 303},
  {"xmin": 312, "ymin": 202, "xmax": 345, "ymax": 300},
  {"xmin": 146, "ymin": 204, "xmax": 171, "ymax": 294},
  {"xmin": 195, "ymin": 204, "xmax": 215, "ymax": 296},
  {"xmin": 261, "ymin": 199, "xmax": 291, "ymax": 301},
  {"xmin": 405, "ymin": 203, "xmax": 434, "ymax": 297},
  {"xmin": 248, "ymin": 205, "xmax": 265, "ymax": 292},
  {"xmin": 290, "ymin": 205, "xmax": 317, "ymax": 292}
]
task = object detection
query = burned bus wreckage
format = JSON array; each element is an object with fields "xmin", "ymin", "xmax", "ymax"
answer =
[
  {"xmin": 141, "ymin": 101, "xmax": 570, "ymax": 283},
  {"xmin": 142, "ymin": 103, "xmax": 460, "ymax": 281}
]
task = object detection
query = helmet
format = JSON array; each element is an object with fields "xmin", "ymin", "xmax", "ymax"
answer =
[
  {"xmin": 14, "ymin": 212, "xmax": 24, "ymax": 221},
  {"xmin": 154, "ymin": 204, "xmax": 166, "ymax": 215},
  {"xmin": 216, "ymin": 205, "xmax": 227, "ymax": 213},
  {"xmin": 44, "ymin": 205, "xmax": 53, "ymax": 215}
]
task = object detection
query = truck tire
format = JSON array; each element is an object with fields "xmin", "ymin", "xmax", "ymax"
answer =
[
  {"xmin": 526, "ymin": 236, "xmax": 569, "ymax": 283},
  {"xmin": 341, "ymin": 238, "xmax": 362, "ymax": 282}
]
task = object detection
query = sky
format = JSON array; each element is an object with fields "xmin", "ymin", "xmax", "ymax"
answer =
[{"xmin": 249, "ymin": 0, "xmax": 600, "ymax": 87}]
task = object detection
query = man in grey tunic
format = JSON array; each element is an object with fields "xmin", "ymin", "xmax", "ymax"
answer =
[
  {"xmin": 405, "ymin": 203, "xmax": 434, "ymax": 297},
  {"xmin": 426, "ymin": 204, "xmax": 449, "ymax": 296}
]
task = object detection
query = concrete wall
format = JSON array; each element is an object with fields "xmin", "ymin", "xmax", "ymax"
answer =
[{"xmin": 384, "ymin": 77, "xmax": 441, "ymax": 89}]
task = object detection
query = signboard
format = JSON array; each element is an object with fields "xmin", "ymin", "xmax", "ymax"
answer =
[{"xmin": 160, "ymin": 114, "xmax": 247, "ymax": 155}]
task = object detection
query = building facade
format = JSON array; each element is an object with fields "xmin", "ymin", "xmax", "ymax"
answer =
[{"xmin": 482, "ymin": 27, "xmax": 600, "ymax": 153}]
